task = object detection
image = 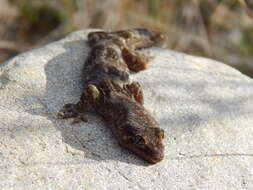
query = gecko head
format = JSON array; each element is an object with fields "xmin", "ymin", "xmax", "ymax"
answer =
[{"xmin": 118, "ymin": 122, "xmax": 165, "ymax": 164}]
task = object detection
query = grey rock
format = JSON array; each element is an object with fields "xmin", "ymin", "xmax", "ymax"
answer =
[{"xmin": 0, "ymin": 29, "xmax": 252, "ymax": 190}]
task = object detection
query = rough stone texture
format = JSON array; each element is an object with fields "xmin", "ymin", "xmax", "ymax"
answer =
[{"xmin": 0, "ymin": 29, "xmax": 253, "ymax": 190}]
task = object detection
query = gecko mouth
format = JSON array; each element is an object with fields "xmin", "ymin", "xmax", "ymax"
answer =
[
  {"xmin": 144, "ymin": 147, "xmax": 164, "ymax": 164},
  {"xmin": 120, "ymin": 141, "xmax": 165, "ymax": 164},
  {"xmin": 149, "ymin": 152, "xmax": 164, "ymax": 163}
]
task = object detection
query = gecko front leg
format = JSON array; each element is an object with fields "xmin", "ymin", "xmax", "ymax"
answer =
[
  {"xmin": 57, "ymin": 85, "xmax": 99, "ymax": 123},
  {"xmin": 57, "ymin": 102, "xmax": 89, "ymax": 123},
  {"xmin": 124, "ymin": 82, "xmax": 144, "ymax": 105}
]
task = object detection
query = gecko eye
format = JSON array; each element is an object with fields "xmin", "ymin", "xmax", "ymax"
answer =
[
  {"xmin": 133, "ymin": 135, "xmax": 146, "ymax": 145},
  {"xmin": 154, "ymin": 128, "xmax": 165, "ymax": 139}
]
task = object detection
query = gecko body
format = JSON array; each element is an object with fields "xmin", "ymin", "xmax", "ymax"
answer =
[{"xmin": 58, "ymin": 28, "xmax": 165, "ymax": 164}]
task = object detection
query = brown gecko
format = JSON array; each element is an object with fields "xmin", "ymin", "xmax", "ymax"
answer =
[{"xmin": 58, "ymin": 28, "xmax": 165, "ymax": 164}]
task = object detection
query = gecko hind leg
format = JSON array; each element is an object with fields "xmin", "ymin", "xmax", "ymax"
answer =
[
  {"xmin": 122, "ymin": 48, "xmax": 153, "ymax": 72},
  {"xmin": 125, "ymin": 82, "xmax": 144, "ymax": 105}
]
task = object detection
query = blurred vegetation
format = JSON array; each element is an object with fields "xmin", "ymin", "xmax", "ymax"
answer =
[
  {"xmin": 240, "ymin": 25, "xmax": 253, "ymax": 56},
  {"xmin": 1, "ymin": 0, "xmax": 253, "ymax": 77}
]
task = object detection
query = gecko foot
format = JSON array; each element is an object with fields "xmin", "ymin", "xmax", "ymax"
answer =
[
  {"xmin": 58, "ymin": 103, "xmax": 80, "ymax": 119},
  {"xmin": 72, "ymin": 113, "xmax": 88, "ymax": 124},
  {"xmin": 125, "ymin": 82, "xmax": 144, "ymax": 105},
  {"xmin": 122, "ymin": 48, "xmax": 153, "ymax": 72}
]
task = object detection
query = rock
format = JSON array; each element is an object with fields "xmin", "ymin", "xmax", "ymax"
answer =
[{"xmin": 0, "ymin": 29, "xmax": 252, "ymax": 190}]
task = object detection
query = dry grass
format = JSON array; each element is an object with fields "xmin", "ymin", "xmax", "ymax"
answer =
[{"xmin": 1, "ymin": 0, "xmax": 253, "ymax": 76}]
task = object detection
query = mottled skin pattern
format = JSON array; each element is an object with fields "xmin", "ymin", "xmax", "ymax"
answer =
[{"xmin": 58, "ymin": 28, "xmax": 165, "ymax": 164}]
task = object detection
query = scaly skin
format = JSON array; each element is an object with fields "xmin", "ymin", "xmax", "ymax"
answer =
[{"xmin": 58, "ymin": 28, "xmax": 165, "ymax": 164}]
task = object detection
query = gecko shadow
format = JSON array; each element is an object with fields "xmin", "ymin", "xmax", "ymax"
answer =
[{"xmin": 43, "ymin": 39, "xmax": 151, "ymax": 166}]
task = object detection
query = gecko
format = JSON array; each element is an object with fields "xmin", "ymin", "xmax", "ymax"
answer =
[{"xmin": 58, "ymin": 28, "xmax": 165, "ymax": 164}]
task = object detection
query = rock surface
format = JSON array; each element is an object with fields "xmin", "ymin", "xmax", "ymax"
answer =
[{"xmin": 0, "ymin": 29, "xmax": 253, "ymax": 190}]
